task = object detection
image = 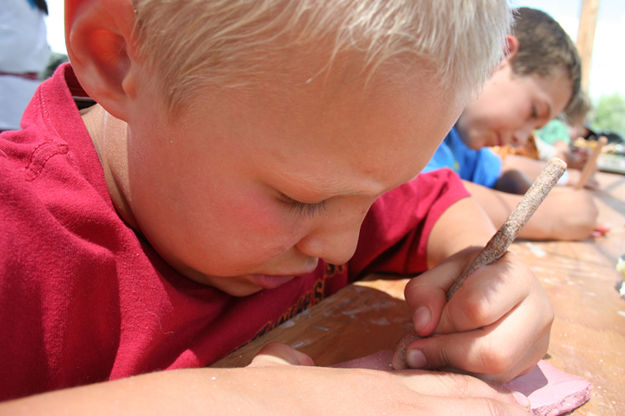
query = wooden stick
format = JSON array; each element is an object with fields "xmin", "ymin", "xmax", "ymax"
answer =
[
  {"xmin": 575, "ymin": 136, "xmax": 607, "ymax": 190},
  {"xmin": 392, "ymin": 158, "xmax": 567, "ymax": 370},
  {"xmin": 446, "ymin": 157, "xmax": 567, "ymax": 299}
]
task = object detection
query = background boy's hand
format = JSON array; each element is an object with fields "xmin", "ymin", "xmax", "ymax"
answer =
[
  {"xmin": 403, "ymin": 248, "xmax": 553, "ymax": 383},
  {"xmin": 565, "ymin": 169, "xmax": 600, "ymax": 190},
  {"xmin": 538, "ymin": 187, "xmax": 599, "ymax": 240}
]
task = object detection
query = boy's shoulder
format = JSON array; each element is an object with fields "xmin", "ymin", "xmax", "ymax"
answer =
[
  {"xmin": 434, "ymin": 128, "xmax": 502, "ymax": 187},
  {"xmin": 0, "ymin": 63, "xmax": 103, "ymax": 194},
  {"xmin": 0, "ymin": 62, "xmax": 123, "ymax": 283}
]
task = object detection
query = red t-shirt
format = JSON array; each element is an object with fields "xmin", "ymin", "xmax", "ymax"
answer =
[{"xmin": 0, "ymin": 64, "xmax": 469, "ymax": 400}]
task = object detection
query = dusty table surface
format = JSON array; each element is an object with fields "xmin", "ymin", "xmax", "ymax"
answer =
[{"xmin": 214, "ymin": 172, "xmax": 625, "ymax": 415}]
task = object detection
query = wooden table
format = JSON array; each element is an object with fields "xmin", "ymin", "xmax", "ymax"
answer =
[{"xmin": 214, "ymin": 172, "xmax": 625, "ymax": 415}]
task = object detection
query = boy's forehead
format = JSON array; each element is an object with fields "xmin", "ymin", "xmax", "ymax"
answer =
[
  {"xmin": 178, "ymin": 58, "xmax": 465, "ymax": 191},
  {"xmin": 247, "ymin": 41, "xmax": 428, "ymax": 96},
  {"xmin": 212, "ymin": 59, "xmax": 457, "ymax": 135},
  {"xmin": 168, "ymin": 40, "xmax": 467, "ymax": 152}
]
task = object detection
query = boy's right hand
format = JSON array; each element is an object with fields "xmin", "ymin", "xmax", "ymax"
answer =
[{"xmin": 246, "ymin": 343, "xmax": 532, "ymax": 415}]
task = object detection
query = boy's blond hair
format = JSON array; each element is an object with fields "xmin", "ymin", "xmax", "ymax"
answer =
[{"xmin": 133, "ymin": 0, "xmax": 510, "ymax": 113}]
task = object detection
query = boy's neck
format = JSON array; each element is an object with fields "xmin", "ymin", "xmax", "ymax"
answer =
[{"xmin": 81, "ymin": 104, "xmax": 138, "ymax": 230}]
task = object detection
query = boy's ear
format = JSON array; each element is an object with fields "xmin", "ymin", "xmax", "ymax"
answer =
[
  {"xmin": 503, "ymin": 35, "xmax": 520, "ymax": 60},
  {"xmin": 65, "ymin": 0, "xmax": 139, "ymax": 120},
  {"xmin": 493, "ymin": 35, "xmax": 520, "ymax": 71}
]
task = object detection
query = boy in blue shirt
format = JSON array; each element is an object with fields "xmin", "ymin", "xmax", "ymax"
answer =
[
  {"xmin": 424, "ymin": 7, "xmax": 599, "ymax": 241},
  {"xmin": 425, "ymin": 127, "xmax": 502, "ymax": 188}
]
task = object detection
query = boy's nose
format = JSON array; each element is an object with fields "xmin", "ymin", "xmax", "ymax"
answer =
[{"xmin": 296, "ymin": 207, "xmax": 369, "ymax": 266}]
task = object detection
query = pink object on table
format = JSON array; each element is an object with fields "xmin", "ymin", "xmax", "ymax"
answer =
[
  {"xmin": 591, "ymin": 224, "xmax": 610, "ymax": 237},
  {"xmin": 504, "ymin": 360, "xmax": 591, "ymax": 416},
  {"xmin": 334, "ymin": 351, "xmax": 591, "ymax": 416}
]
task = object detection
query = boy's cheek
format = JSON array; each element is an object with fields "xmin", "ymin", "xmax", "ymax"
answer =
[{"xmin": 215, "ymin": 211, "xmax": 303, "ymax": 263}]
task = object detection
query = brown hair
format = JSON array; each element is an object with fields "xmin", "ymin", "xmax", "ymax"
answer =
[
  {"xmin": 510, "ymin": 7, "xmax": 581, "ymax": 111},
  {"xmin": 563, "ymin": 89, "xmax": 592, "ymax": 126}
]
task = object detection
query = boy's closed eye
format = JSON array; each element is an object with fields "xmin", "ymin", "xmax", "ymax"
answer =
[
  {"xmin": 531, "ymin": 105, "xmax": 538, "ymax": 119},
  {"xmin": 277, "ymin": 192, "xmax": 328, "ymax": 217},
  {"xmin": 530, "ymin": 102, "xmax": 551, "ymax": 129}
]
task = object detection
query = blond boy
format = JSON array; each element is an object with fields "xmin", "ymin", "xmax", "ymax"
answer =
[{"xmin": 0, "ymin": 0, "xmax": 549, "ymax": 414}]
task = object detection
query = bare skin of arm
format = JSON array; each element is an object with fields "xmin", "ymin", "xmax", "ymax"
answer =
[
  {"xmin": 462, "ymin": 180, "xmax": 598, "ymax": 241},
  {"xmin": 501, "ymin": 154, "xmax": 598, "ymax": 190},
  {"xmin": 425, "ymin": 195, "xmax": 496, "ymax": 268},
  {"xmin": 1, "ymin": 343, "xmax": 531, "ymax": 415}
]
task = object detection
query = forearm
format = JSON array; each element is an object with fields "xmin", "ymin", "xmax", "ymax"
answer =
[
  {"xmin": 1, "ymin": 369, "xmax": 226, "ymax": 415},
  {"xmin": 463, "ymin": 180, "xmax": 555, "ymax": 239},
  {"xmin": 502, "ymin": 155, "xmax": 588, "ymax": 188},
  {"xmin": 1, "ymin": 354, "xmax": 532, "ymax": 416},
  {"xmin": 426, "ymin": 194, "xmax": 496, "ymax": 268},
  {"xmin": 501, "ymin": 155, "xmax": 548, "ymax": 181},
  {"xmin": 463, "ymin": 180, "xmax": 597, "ymax": 241}
]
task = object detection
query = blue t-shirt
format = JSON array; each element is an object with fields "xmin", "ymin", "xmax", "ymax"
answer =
[{"xmin": 423, "ymin": 127, "xmax": 502, "ymax": 188}]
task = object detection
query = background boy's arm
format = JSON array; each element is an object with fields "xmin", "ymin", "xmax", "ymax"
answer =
[
  {"xmin": 462, "ymin": 180, "xmax": 598, "ymax": 241},
  {"xmin": 501, "ymin": 154, "xmax": 599, "ymax": 190}
]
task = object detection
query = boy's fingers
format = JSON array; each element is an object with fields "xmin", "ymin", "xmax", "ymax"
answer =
[
  {"xmin": 249, "ymin": 343, "xmax": 315, "ymax": 367},
  {"xmin": 404, "ymin": 249, "xmax": 479, "ymax": 335},
  {"xmin": 404, "ymin": 281, "xmax": 447, "ymax": 336},
  {"xmin": 399, "ymin": 370, "xmax": 531, "ymax": 411},
  {"xmin": 406, "ymin": 247, "xmax": 524, "ymax": 337},
  {"xmin": 403, "ymin": 298, "xmax": 551, "ymax": 382},
  {"xmin": 436, "ymin": 254, "xmax": 531, "ymax": 334}
]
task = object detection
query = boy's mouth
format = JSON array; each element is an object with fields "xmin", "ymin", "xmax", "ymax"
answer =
[
  {"xmin": 247, "ymin": 274, "xmax": 296, "ymax": 290},
  {"xmin": 495, "ymin": 132, "xmax": 503, "ymax": 147}
]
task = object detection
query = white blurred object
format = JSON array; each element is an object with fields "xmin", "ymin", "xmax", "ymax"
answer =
[
  {"xmin": 0, "ymin": 0, "xmax": 51, "ymax": 130},
  {"xmin": 617, "ymin": 255, "xmax": 625, "ymax": 297}
]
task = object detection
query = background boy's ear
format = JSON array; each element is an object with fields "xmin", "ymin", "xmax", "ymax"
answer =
[
  {"xmin": 494, "ymin": 35, "xmax": 520, "ymax": 71},
  {"xmin": 65, "ymin": 0, "xmax": 138, "ymax": 120},
  {"xmin": 504, "ymin": 35, "xmax": 520, "ymax": 60}
]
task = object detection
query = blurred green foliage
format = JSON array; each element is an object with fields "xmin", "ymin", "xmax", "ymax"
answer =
[{"xmin": 589, "ymin": 93, "xmax": 625, "ymax": 136}]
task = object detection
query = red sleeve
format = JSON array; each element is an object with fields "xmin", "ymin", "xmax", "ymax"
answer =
[{"xmin": 348, "ymin": 168, "xmax": 469, "ymax": 279}]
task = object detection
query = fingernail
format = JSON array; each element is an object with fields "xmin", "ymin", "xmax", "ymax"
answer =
[
  {"xmin": 413, "ymin": 306, "xmax": 431, "ymax": 332},
  {"xmin": 512, "ymin": 391, "xmax": 531, "ymax": 409},
  {"xmin": 406, "ymin": 349, "xmax": 427, "ymax": 368}
]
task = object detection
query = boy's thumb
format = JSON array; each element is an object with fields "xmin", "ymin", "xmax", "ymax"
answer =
[{"xmin": 249, "ymin": 342, "xmax": 315, "ymax": 367}]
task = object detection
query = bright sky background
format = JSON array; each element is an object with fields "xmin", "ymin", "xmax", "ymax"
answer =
[{"xmin": 45, "ymin": 0, "xmax": 625, "ymax": 101}]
